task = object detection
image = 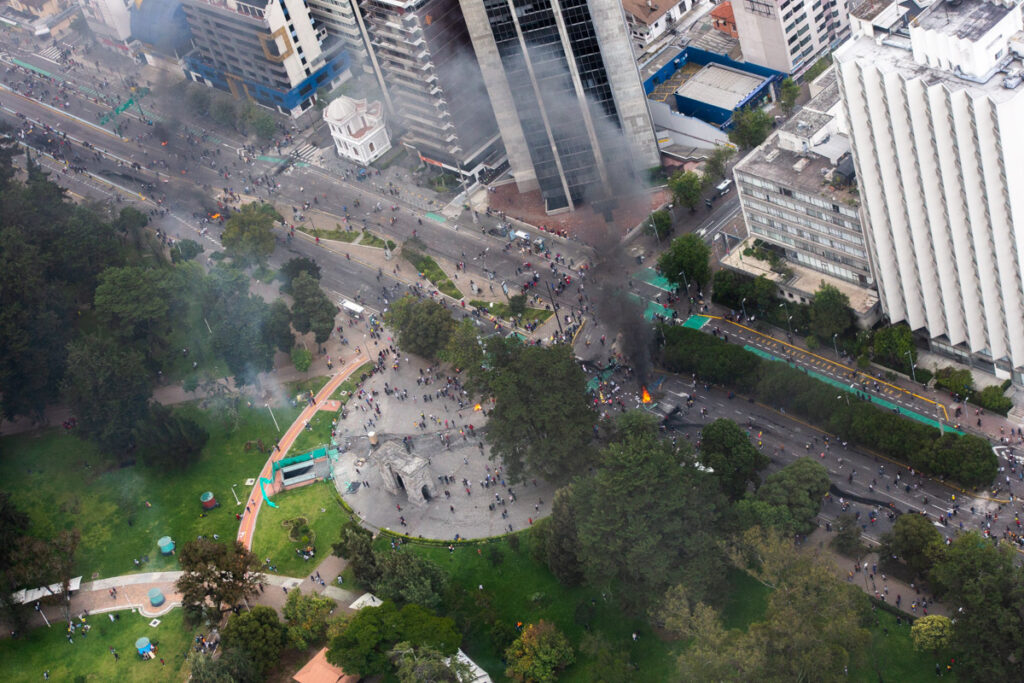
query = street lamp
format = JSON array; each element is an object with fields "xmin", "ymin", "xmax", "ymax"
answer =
[
  {"xmin": 837, "ymin": 394, "xmax": 850, "ymax": 407},
  {"xmin": 266, "ymin": 403, "xmax": 280, "ymax": 432},
  {"xmin": 741, "ymin": 297, "xmax": 748, "ymax": 322},
  {"xmin": 778, "ymin": 302, "xmax": 793, "ymax": 336},
  {"xmin": 832, "ymin": 333, "xmax": 840, "ymax": 360},
  {"xmin": 230, "ymin": 483, "xmax": 241, "ymax": 506},
  {"xmin": 905, "ymin": 350, "xmax": 918, "ymax": 383}
]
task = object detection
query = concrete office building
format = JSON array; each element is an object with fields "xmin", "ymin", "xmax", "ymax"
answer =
[
  {"xmin": 836, "ymin": 0, "xmax": 1024, "ymax": 382},
  {"xmin": 459, "ymin": 0, "xmax": 660, "ymax": 213},
  {"xmin": 181, "ymin": 0, "xmax": 350, "ymax": 118},
  {"xmin": 731, "ymin": 0, "xmax": 849, "ymax": 73},
  {"xmin": 78, "ymin": 0, "xmax": 132, "ymax": 43},
  {"xmin": 306, "ymin": 0, "xmax": 369, "ymax": 69},
  {"xmin": 355, "ymin": 0, "xmax": 504, "ymax": 179}
]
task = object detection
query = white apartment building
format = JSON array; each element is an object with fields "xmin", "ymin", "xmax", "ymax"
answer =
[
  {"xmin": 323, "ymin": 96, "xmax": 391, "ymax": 164},
  {"xmin": 78, "ymin": 0, "xmax": 132, "ymax": 42},
  {"xmin": 836, "ymin": 0, "xmax": 1024, "ymax": 382},
  {"xmin": 731, "ymin": 0, "xmax": 849, "ymax": 73},
  {"xmin": 622, "ymin": 0, "xmax": 694, "ymax": 54}
]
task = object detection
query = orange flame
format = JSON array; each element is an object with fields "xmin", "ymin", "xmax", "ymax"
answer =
[
  {"xmin": 473, "ymin": 403, "xmax": 482, "ymax": 412},
  {"xmin": 641, "ymin": 386, "xmax": 652, "ymax": 404}
]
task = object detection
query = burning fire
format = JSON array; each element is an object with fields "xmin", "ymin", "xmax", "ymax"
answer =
[
  {"xmin": 473, "ymin": 403, "xmax": 482, "ymax": 412},
  {"xmin": 641, "ymin": 386, "xmax": 652, "ymax": 404}
]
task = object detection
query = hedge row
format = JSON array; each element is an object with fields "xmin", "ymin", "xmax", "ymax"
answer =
[{"xmin": 660, "ymin": 326, "xmax": 998, "ymax": 488}]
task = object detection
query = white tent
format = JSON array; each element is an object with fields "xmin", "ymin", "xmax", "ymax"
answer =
[{"xmin": 348, "ymin": 592, "xmax": 383, "ymax": 610}]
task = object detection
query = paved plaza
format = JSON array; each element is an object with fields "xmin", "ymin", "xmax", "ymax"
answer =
[{"xmin": 330, "ymin": 349, "xmax": 556, "ymax": 541}]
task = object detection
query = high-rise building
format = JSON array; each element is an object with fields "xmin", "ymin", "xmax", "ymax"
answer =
[
  {"xmin": 78, "ymin": 0, "xmax": 133, "ymax": 43},
  {"xmin": 355, "ymin": 0, "xmax": 504, "ymax": 178},
  {"xmin": 836, "ymin": 0, "xmax": 1024, "ymax": 382},
  {"xmin": 181, "ymin": 0, "xmax": 351, "ymax": 118},
  {"xmin": 459, "ymin": 0, "xmax": 660, "ymax": 213},
  {"xmin": 306, "ymin": 0, "xmax": 369, "ymax": 69},
  {"xmin": 731, "ymin": 0, "xmax": 849, "ymax": 73}
]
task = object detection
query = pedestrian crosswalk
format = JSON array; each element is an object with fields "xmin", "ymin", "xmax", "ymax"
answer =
[
  {"xmin": 37, "ymin": 46, "xmax": 63, "ymax": 63},
  {"xmin": 291, "ymin": 143, "xmax": 320, "ymax": 163}
]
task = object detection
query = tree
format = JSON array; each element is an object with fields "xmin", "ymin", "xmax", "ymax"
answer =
[
  {"xmin": 210, "ymin": 294, "xmax": 275, "ymax": 387},
  {"xmin": 910, "ymin": 614, "xmax": 953, "ymax": 655},
  {"xmin": 928, "ymin": 532, "xmax": 1024, "ymax": 679},
  {"xmin": 702, "ymin": 145, "xmax": 736, "ymax": 183},
  {"xmin": 221, "ymin": 202, "xmax": 281, "ymax": 266},
  {"xmin": 327, "ymin": 601, "xmax": 458, "ymax": 677},
  {"xmin": 729, "ymin": 107, "xmax": 773, "ymax": 148},
  {"xmin": 809, "ymin": 282, "xmax": 852, "ymax": 339},
  {"xmin": 373, "ymin": 550, "xmax": 448, "ymax": 610},
  {"xmin": 392, "ymin": 642, "xmax": 475, "ymax": 683},
  {"xmin": 264, "ymin": 299, "xmax": 294, "ymax": 353},
  {"xmin": 507, "ymin": 294, "xmax": 527, "ymax": 317},
  {"xmin": 133, "ymin": 403, "xmax": 209, "ymax": 471},
  {"xmin": 186, "ymin": 85, "xmax": 212, "ymax": 117},
  {"xmin": 541, "ymin": 486, "xmax": 584, "ymax": 585},
  {"xmin": 93, "ymin": 266, "xmax": 171, "ymax": 347},
  {"xmin": 170, "ymin": 239, "xmax": 204, "ymax": 263},
  {"xmin": 934, "ymin": 366, "xmax": 974, "ymax": 398},
  {"xmin": 645, "ymin": 209, "xmax": 672, "ymax": 240},
  {"xmin": 504, "ymin": 620, "xmax": 575, "ymax": 683},
  {"xmin": 221, "ymin": 606, "xmax": 287, "ymax": 675},
  {"xmin": 779, "ymin": 77, "xmax": 800, "ymax": 113},
  {"xmin": 175, "ymin": 539, "xmax": 263, "ymax": 623},
  {"xmin": 62, "ymin": 335, "xmax": 152, "ymax": 456},
  {"xmin": 872, "ymin": 323, "xmax": 915, "ymax": 369},
  {"xmin": 668, "ymin": 170, "xmax": 703, "ymax": 211},
  {"xmin": 698, "ymin": 419, "xmax": 769, "ymax": 501},
  {"xmin": 879, "ymin": 512, "xmax": 942, "ymax": 578},
  {"xmin": 746, "ymin": 458, "xmax": 830, "ymax": 535},
  {"xmin": 284, "ymin": 589, "xmax": 335, "ymax": 649},
  {"xmin": 386, "ymin": 295, "xmax": 456, "ymax": 360},
  {"xmin": 658, "ymin": 234, "xmax": 711, "ymax": 291},
  {"xmin": 441, "ymin": 318, "xmax": 484, "ymax": 381},
  {"xmin": 573, "ymin": 411, "xmax": 725, "ymax": 604},
  {"xmin": 485, "ymin": 344, "xmax": 595, "ymax": 483},
  {"xmin": 332, "ymin": 520, "xmax": 380, "ymax": 585},
  {"xmin": 279, "ymin": 256, "xmax": 322, "ymax": 294},
  {"xmin": 830, "ymin": 512, "xmax": 866, "ymax": 558},
  {"xmin": 187, "ymin": 649, "xmax": 261, "ymax": 683},
  {"xmin": 291, "ymin": 272, "xmax": 335, "ymax": 337},
  {"xmin": 209, "ymin": 96, "xmax": 238, "ymax": 129},
  {"xmin": 291, "ymin": 346, "xmax": 313, "ymax": 372}
]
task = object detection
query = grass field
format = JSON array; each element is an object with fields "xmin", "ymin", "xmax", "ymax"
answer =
[
  {"xmin": 468, "ymin": 300, "xmax": 554, "ymax": 325},
  {"xmin": 287, "ymin": 407, "xmax": 336, "ymax": 456},
  {"xmin": 853, "ymin": 608, "xmax": 958, "ymax": 682},
  {"xmin": 250, "ymin": 482, "xmax": 350, "ymax": 576},
  {"xmin": 0, "ymin": 608, "xmax": 195, "ymax": 683},
  {"xmin": 0, "ymin": 404, "xmax": 299, "ymax": 580},
  {"xmin": 330, "ymin": 362, "xmax": 375, "ymax": 402}
]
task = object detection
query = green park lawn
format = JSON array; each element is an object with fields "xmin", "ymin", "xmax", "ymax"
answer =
[
  {"xmin": 331, "ymin": 362, "xmax": 375, "ymax": 402},
  {"xmin": 0, "ymin": 403, "xmax": 300, "ymax": 580},
  {"xmin": 250, "ymin": 481, "xmax": 350, "ymax": 577},
  {"xmin": 0, "ymin": 608, "xmax": 195, "ymax": 683},
  {"xmin": 287, "ymin": 408, "xmax": 336, "ymax": 456}
]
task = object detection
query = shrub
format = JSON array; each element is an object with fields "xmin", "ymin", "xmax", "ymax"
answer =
[
  {"xmin": 971, "ymin": 385, "xmax": 1013, "ymax": 416},
  {"xmin": 291, "ymin": 347, "xmax": 313, "ymax": 372}
]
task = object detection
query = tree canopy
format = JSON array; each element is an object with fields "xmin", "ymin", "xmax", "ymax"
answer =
[
  {"xmin": 485, "ymin": 343, "xmax": 595, "ymax": 483},
  {"xmin": 779, "ymin": 78, "xmax": 800, "ymax": 113},
  {"xmin": 175, "ymin": 539, "xmax": 263, "ymax": 623},
  {"xmin": 728, "ymin": 107, "xmax": 773, "ymax": 148},
  {"xmin": 133, "ymin": 403, "xmax": 209, "ymax": 471},
  {"xmin": 698, "ymin": 419, "xmax": 769, "ymax": 501},
  {"xmin": 668, "ymin": 170, "xmax": 703, "ymax": 211},
  {"xmin": 657, "ymin": 234, "xmax": 711, "ymax": 291},
  {"xmin": 221, "ymin": 606, "xmax": 286, "ymax": 675},
  {"xmin": 386, "ymin": 295, "xmax": 456, "ymax": 360},
  {"xmin": 221, "ymin": 202, "xmax": 281, "ymax": 266},
  {"xmin": 879, "ymin": 512, "xmax": 942, "ymax": 578},
  {"xmin": 283, "ymin": 589, "xmax": 335, "ymax": 649},
  {"xmin": 372, "ymin": 550, "xmax": 448, "ymax": 610},
  {"xmin": 735, "ymin": 457, "xmax": 830, "ymax": 535},
  {"xmin": 504, "ymin": 620, "xmax": 575, "ymax": 683},
  {"xmin": 809, "ymin": 282, "xmax": 852, "ymax": 340},
  {"xmin": 572, "ymin": 411, "xmax": 725, "ymax": 604}
]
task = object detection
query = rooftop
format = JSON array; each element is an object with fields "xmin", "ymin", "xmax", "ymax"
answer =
[
  {"xmin": 710, "ymin": 1, "xmax": 735, "ymax": 21},
  {"xmin": 622, "ymin": 0, "xmax": 679, "ymax": 26},
  {"xmin": 675, "ymin": 63, "xmax": 766, "ymax": 110},
  {"xmin": 836, "ymin": 32, "xmax": 1023, "ymax": 101},
  {"xmin": 780, "ymin": 109, "xmax": 834, "ymax": 136},
  {"xmin": 721, "ymin": 238, "xmax": 880, "ymax": 315},
  {"xmin": 735, "ymin": 132, "xmax": 858, "ymax": 205},
  {"xmin": 850, "ymin": 0, "xmax": 896, "ymax": 22},
  {"xmin": 915, "ymin": 0, "xmax": 1013, "ymax": 41}
]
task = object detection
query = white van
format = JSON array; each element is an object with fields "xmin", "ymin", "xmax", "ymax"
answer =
[
  {"xmin": 340, "ymin": 300, "xmax": 364, "ymax": 319},
  {"xmin": 715, "ymin": 179, "xmax": 733, "ymax": 197}
]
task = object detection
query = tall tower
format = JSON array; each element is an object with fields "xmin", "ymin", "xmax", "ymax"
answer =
[
  {"xmin": 731, "ymin": 0, "xmax": 849, "ymax": 74},
  {"xmin": 356, "ymin": 0, "xmax": 504, "ymax": 177},
  {"xmin": 459, "ymin": 0, "xmax": 660, "ymax": 213},
  {"xmin": 836, "ymin": 0, "xmax": 1024, "ymax": 383}
]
